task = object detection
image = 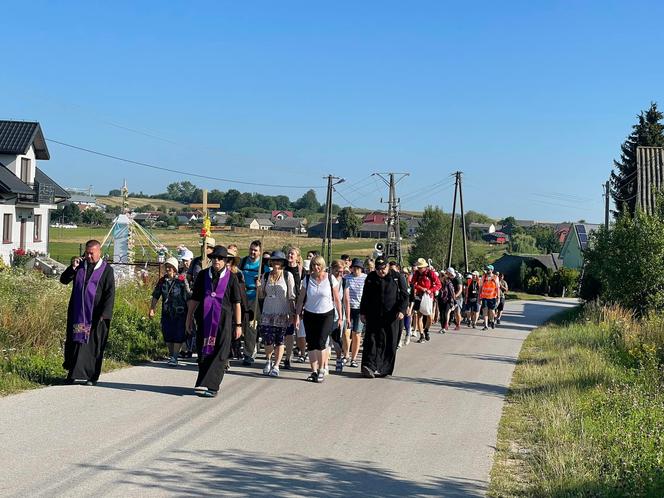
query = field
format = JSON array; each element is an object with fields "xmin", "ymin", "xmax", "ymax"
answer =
[
  {"xmin": 97, "ymin": 196, "xmax": 188, "ymax": 211},
  {"xmin": 48, "ymin": 226, "xmax": 389, "ymax": 264}
]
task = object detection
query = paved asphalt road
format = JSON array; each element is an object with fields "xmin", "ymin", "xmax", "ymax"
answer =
[{"xmin": 0, "ymin": 298, "xmax": 577, "ymax": 498}]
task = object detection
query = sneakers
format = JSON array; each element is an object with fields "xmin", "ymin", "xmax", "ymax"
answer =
[
  {"xmin": 296, "ymin": 355, "xmax": 307, "ymax": 363},
  {"xmin": 404, "ymin": 336, "xmax": 411, "ymax": 346},
  {"xmin": 269, "ymin": 367, "xmax": 280, "ymax": 377},
  {"xmin": 424, "ymin": 331, "xmax": 430, "ymax": 341},
  {"xmin": 283, "ymin": 359, "xmax": 292, "ymax": 370},
  {"xmin": 167, "ymin": 356, "xmax": 178, "ymax": 367},
  {"xmin": 491, "ymin": 321, "xmax": 496, "ymax": 329},
  {"xmin": 263, "ymin": 361, "xmax": 272, "ymax": 375},
  {"xmin": 417, "ymin": 335, "xmax": 425, "ymax": 343},
  {"xmin": 335, "ymin": 358, "xmax": 344, "ymax": 373},
  {"xmin": 496, "ymin": 318, "xmax": 501, "ymax": 325},
  {"xmin": 361, "ymin": 365, "xmax": 375, "ymax": 378},
  {"xmin": 349, "ymin": 360, "xmax": 359, "ymax": 368},
  {"xmin": 317, "ymin": 369, "xmax": 326, "ymax": 383},
  {"xmin": 482, "ymin": 325, "xmax": 489, "ymax": 331},
  {"xmin": 242, "ymin": 356, "xmax": 255, "ymax": 366}
]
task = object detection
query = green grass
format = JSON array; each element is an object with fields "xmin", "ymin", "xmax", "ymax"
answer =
[
  {"xmin": 0, "ymin": 269, "xmax": 166, "ymax": 396},
  {"xmin": 505, "ymin": 291, "xmax": 547, "ymax": 301},
  {"xmin": 488, "ymin": 304, "xmax": 664, "ymax": 497}
]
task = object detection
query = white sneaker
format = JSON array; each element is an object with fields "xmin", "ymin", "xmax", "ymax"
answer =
[
  {"xmin": 317, "ymin": 369, "xmax": 326, "ymax": 383},
  {"xmin": 269, "ymin": 367, "xmax": 280, "ymax": 377},
  {"xmin": 167, "ymin": 357, "xmax": 178, "ymax": 366},
  {"xmin": 263, "ymin": 361, "xmax": 272, "ymax": 375},
  {"xmin": 404, "ymin": 336, "xmax": 411, "ymax": 345}
]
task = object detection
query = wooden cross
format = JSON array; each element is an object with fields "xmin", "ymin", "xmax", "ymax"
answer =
[{"xmin": 190, "ymin": 190, "xmax": 221, "ymax": 268}]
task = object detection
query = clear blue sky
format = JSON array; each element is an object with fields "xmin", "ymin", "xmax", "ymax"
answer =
[{"xmin": 2, "ymin": 0, "xmax": 664, "ymax": 223}]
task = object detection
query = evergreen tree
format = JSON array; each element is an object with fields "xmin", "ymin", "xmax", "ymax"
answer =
[
  {"xmin": 409, "ymin": 206, "xmax": 464, "ymax": 269},
  {"xmin": 337, "ymin": 207, "xmax": 361, "ymax": 237},
  {"xmin": 611, "ymin": 102, "xmax": 664, "ymax": 216}
]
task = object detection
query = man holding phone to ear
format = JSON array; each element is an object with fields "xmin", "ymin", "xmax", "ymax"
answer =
[{"xmin": 60, "ymin": 239, "xmax": 115, "ymax": 386}]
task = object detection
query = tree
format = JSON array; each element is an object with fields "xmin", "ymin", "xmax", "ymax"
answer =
[
  {"xmin": 227, "ymin": 212, "xmax": 246, "ymax": 227},
  {"xmin": 293, "ymin": 189, "xmax": 321, "ymax": 212},
  {"xmin": 399, "ymin": 220, "xmax": 409, "ymax": 239},
  {"xmin": 498, "ymin": 216, "xmax": 523, "ymax": 236},
  {"xmin": 611, "ymin": 102, "xmax": 664, "ymax": 216},
  {"xmin": 108, "ymin": 189, "xmax": 121, "ymax": 196},
  {"xmin": 81, "ymin": 208, "xmax": 107, "ymax": 226},
  {"xmin": 526, "ymin": 226, "xmax": 561, "ymax": 254},
  {"xmin": 510, "ymin": 233, "xmax": 539, "ymax": 254},
  {"xmin": 61, "ymin": 203, "xmax": 81, "ymax": 224},
  {"xmin": 337, "ymin": 207, "xmax": 361, "ymax": 238},
  {"xmin": 409, "ymin": 206, "xmax": 464, "ymax": 269},
  {"xmin": 583, "ymin": 211, "xmax": 664, "ymax": 315}
]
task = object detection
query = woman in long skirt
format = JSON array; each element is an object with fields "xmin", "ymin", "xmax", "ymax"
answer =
[
  {"xmin": 149, "ymin": 257, "xmax": 191, "ymax": 366},
  {"xmin": 257, "ymin": 251, "xmax": 296, "ymax": 377}
]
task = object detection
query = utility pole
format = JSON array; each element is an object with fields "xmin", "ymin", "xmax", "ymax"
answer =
[
  {"xmin": 321, "ymin": 175, "xmax": 344, "ymax": 263},
  {"xmin": 446, "ymin": 171, "xmax": 469, "ymax": 272},
  {"xmin": 604, "ymin": 180, "xmax": 610, "ymax": 230},
  {"xmin": 458, "ymin": 172, "xmax": 469, "ymax": 273},
  {"xmin": 374, "ymin": 172, "xmax": 409, "ymax": 265}
]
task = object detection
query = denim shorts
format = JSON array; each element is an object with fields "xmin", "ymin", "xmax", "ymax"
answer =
[{"xmin": 349, "ymin": 308, "xmax": 362, "ymax": 332}]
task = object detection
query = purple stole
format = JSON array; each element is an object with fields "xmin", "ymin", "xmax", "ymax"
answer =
[
  {"xmin": 201, "ymin": 268, "xmax": 231, "ymax": 357},
  {"xmin": 72, "ymin": 261, "xmax": 107, "ymax": 344}
]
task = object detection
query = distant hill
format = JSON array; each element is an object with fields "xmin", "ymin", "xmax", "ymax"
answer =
[{"xmin": 98, "ymin": 196, "xmax": 188, "ymax": 211}]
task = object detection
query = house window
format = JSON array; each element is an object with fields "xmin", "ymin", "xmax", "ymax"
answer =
[
  {"xmin": 33, "ymin": 214, "xmax": 42, "ymax": 242},
  {"xmin": 20, "ymin": 158, "xmax": 31, "ymax": 184},
  {"xmin": 3, "ymin": 213, "xmax": 12, "ymax": 243}
]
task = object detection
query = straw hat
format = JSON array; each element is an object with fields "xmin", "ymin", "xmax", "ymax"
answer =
[{"xmin": 415, "ymin": 258, "xmax": 428, "ymax": 268}]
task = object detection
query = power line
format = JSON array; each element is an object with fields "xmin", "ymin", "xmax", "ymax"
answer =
[{"xmin": 47, "ymin": 139, "xmax": 325, "ymax": 190}]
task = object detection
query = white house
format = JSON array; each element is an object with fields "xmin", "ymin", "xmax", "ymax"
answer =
[
  {"xmin": 0, "ymin": 120, "xmax": 69, "ymax": 264},
  {"xmin": 245, "ymin": 218, "xmax": 273, "ymax": 230}
]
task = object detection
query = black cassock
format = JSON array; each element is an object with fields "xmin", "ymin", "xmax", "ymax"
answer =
[
  {"xmin": 191, "ymin": 269, "xmax": 242, "ymax": 392},
  {"xmin": 360, "ymin": 269, "xmax": 409, "ymax": 376},
  {"xmin": 60, "ymin": 261, "xmax": 115, "ymax": 382}
]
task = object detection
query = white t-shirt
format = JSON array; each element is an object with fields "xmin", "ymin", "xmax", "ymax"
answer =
[{"xmin": 302, "ymin": 273, "xmax": 339, "ymax": 314}]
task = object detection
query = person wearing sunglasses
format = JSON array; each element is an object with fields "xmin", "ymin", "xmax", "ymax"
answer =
[{"xmin": 186, "ymin": 246, "xmax": 242, "ymax": 397}]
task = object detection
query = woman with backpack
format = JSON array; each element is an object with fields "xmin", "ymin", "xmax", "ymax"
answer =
[
  {"xmin": 256, "ymin": 251, "xmax": 296, "ymax": 377},
  {"xmin": 295, "ymin": 255, "xmax": 343, "ymax": 383}
]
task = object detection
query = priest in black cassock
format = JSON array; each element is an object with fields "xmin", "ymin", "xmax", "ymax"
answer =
[
  {"xmin": 359, "ymin": 257, "xmax": 409, "ymax": 378},
  {"xmin": 186, "ymin": 245, "xmax": 242, "ymax": 398},
  {"xmin": 60, "ymin": 239, "xmax": 115, "ymax": 385}
]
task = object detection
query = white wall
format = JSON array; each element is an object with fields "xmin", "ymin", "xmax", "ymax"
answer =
[
  {"xmin": 0, "ymin": 203, "xmax": 55, "ymax": 264},
  {"xmin": 0, "ymin": 145, "xmax": 36, "ymax": 184}
]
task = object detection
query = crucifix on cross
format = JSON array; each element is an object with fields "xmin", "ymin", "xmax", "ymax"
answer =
[{"xmin": 190, "ymin": 190, "xmax": 221, "ymax": 268}]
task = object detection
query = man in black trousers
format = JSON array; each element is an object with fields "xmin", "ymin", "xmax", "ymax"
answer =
[{"xmin": 359, "ymin": 257, "xmax": 409, "ymax": 378}]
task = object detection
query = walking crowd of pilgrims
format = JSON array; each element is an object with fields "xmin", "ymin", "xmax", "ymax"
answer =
[{"xmin": 60, "ymin": 238, "xmax": 508, "ymax": 398}]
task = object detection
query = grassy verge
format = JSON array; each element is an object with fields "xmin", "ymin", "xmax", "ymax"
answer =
[
  {"xmin": 505, "ymin": 291, "xmax": 548, "ymax": 301},
  {"xmin": 0, "ymin": 269, "xmax": 166, "ymax": 396},
  {"xmin": 488, "ymin": 304, "xmax": 664, "ymax": 497}
]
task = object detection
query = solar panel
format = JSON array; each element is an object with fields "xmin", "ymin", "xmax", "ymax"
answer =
[{"xmin": 577, "ymin": 225, "xmax": 588, "ymax": 249}]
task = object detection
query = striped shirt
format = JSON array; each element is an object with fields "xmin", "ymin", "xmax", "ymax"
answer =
[{"xmin": 344, "ymin": 273, "xmax": 367, "ymax": 309}]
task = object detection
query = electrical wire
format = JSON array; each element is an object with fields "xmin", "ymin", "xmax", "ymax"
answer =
[{"xmin": 46, "ymin": 139, "xmax": 326, "ymax": 190}]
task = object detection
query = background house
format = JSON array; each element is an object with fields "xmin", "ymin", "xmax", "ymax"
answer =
[
  {"xmin": 272, "ymin": 217, "xmax": 307, "ymax": 234},
  {"xmin": 246, "ymin": 218, "xmax": 273, "ymax": 230},
  {"xmin": 271, "ymin": 210, "xmax": 294, "ymax": 221},
  {"xmin": 560, "ymin": 223, "xmax": 600, "ymax": 269},
  {"xmin": 0, "ymin": 120, "xmax": 69, "ymax": 263},
  {"xmin": 67, "ymin": 193, "xmax": 98, "ymax": 211},
  {"xmin": 493, "ymin": 253, "xmax": 563, "ymax": 285}
]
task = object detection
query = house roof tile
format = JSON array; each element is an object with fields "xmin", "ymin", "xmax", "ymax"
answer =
[
  {"xmin": 0, "ymin": 120, "xmax": 50, "ymax": 159},
  {"xmin": 0, "ymin": 164, "xmax": 34, "ymax": 194}
]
